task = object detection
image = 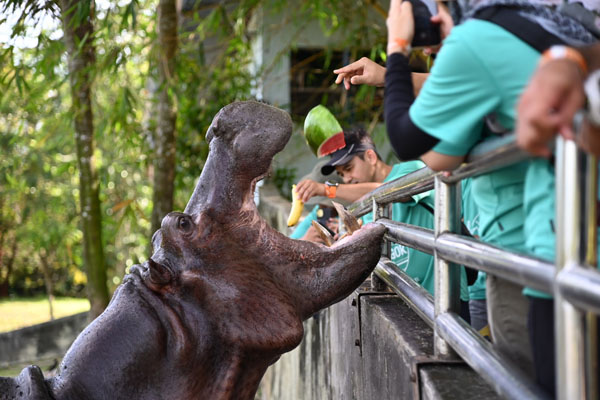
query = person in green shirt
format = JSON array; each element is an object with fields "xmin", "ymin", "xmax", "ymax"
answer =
[{"xmin": 297, "ymin": 127, "xmax": 472, "ymax": 320}]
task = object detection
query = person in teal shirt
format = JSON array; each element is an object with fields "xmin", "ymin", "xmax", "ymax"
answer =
[
  {"xmin": 335, "ymin": 0, "xmax": 596, "ymax": 391},
  {"xmin": 384, "ymin": 0, "xmax": 595, "ymax": 391},
  {"xmin": 516, "ymin": 31, "xmax": 600, "ymax": 396},
  {"xmin": 383, "ymin": 12, "xmax": 538, "ymax": 376},
  {"xmin": 298, "ymin": 127, "xmax": 472, "ymax": 321}
]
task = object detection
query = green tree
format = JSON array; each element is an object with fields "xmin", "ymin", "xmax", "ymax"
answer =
[
  {"xmin": 59, "ymin": 0, "xmax": 109, "ymax": 317},
  {"xmin": 150, "ymin": 0, "xmax": 178, "ymax": 236}
]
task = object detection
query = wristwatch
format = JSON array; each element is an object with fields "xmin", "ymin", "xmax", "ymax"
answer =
[{"xmin": 324, "ymin": 181, "xmax": 339, "ymax": 199}]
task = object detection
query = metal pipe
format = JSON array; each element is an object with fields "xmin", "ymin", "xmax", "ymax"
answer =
[
  {"xmin": 433, "ymin": 176, "xmax": 461, "ymax": 358},
  {"xmin": 349, "ymin": 135, "xmax": 529, "ymax": 218},
  {"xmin": 557, "ymin": 264, "xmax": 600, "ymax": 316},
  {"xmin": 349, "ymin": 167, "xmax": 436, "ymax": 218},
  {"xmin": 375, "ymin": 257, "xmax": 434, "ymax": 327},
  {"xmin": 583, "ymin": 155, "xmax": 598, "ymax": 267},
  {"xmin": 371, "ymin": 199, "xmax": 390, "ymax": 291},
  {"xmin": 583, "ymin": 153, "xmax": 598, "ymax": 399},
  {"xmin": 436, "ymin": 233, "xmax": 554, "ymax": 293},
  {"xmin": 436, "ymin": 312, "xmax": 549, "ymax": 400},
  {"xmin": 377, "ymin": 219, "xmax": 554, "ymax": 293},
  {"xmin": 556, "ymin": 137, "xmax": 587, "ymax": 400},
  {"xmin": 444, "ymin": 135, "xmax": 531, "ymax": 184},
  {"xmin": 377, "ymin": 219, "xmax": 435, "ymax": 255}
]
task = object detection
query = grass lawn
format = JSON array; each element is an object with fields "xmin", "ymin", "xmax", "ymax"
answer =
[{"xmin": 0, "ymin": 296, "xmax": 90, "ymax": 333}]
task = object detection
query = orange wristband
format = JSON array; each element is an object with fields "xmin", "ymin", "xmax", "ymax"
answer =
[
  {"xmin": 391, "ymin": 37, "xmax": 412, "ymax": 55},
  {"xmin": 541, "ymin": 45, "xmax": 588, "ymax": 75}
]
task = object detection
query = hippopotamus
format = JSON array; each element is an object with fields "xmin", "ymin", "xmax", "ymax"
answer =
[{"xmin": 0, "ymin": 101, "xmax": 385, "ymax": 400}]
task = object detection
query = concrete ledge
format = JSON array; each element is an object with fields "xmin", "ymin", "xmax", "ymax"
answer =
[
  {"xmin": 258, "ymin": 287, "xmax": 500, "ymax": 399},
  {"xmin": 0, "ymin": 312, "xmax": 88, "ymax": 368}
]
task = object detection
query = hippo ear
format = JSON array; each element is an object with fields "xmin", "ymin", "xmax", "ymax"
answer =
[{"xmin": 148, "ymin": 259, "xmax": 172, "ymax": 286}]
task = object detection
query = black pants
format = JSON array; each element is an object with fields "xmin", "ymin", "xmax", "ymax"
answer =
[
  {"xmin": 528, "ymin": 297, "xmax": 600, "ymax": 398},
  {"xmin": 460, "ymin": 299, "xmax": 471, "ymax": 325}
]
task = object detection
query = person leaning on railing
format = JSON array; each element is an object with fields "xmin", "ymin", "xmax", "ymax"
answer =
[
  {"xmin": 516, "ymin": 40, "xmax": 600, "ymax": 398},
  {"xmin": 295, "ymin": 127, "xmax": 473, "ymax": 322},
  {"xmin": 334, "ymin": 0, "xmax": 597, "ymax": 382}
]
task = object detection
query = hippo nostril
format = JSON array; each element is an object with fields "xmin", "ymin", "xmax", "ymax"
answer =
[{"xmin": 147, "ymin": 258, "xmax": 172, "ymax": 286}]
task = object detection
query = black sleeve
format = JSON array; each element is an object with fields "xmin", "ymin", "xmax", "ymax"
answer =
[{"xmin": 384, "ymin": 53, "xmax": 439, "ymax": 160}]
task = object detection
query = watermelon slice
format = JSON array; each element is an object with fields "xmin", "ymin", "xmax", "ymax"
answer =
[{"xmin": 303, "ymin": 105, "xmax": 344, "ymax": 157}]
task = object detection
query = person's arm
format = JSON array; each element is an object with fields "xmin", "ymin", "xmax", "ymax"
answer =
[
  {"xmin": 412, "ymin": 73, "xmax": 429, "ymax": 97},
  {"xmin": 420, "ymin": 150, "xmax": 464, "ymax": 171},
  {"xmin": 384, "ymin": 53, "xmax": 440, "ymax": 160},
  {"xmin": 333, "ymin": 57, "xmax": 429, "ymax": 97},
  {"xmin": 333, "ymin": 57, "xmax": 386, "ymax": 89},
  {"xmin": 295, "ymin": 179, "xmax": 382, "ymax": 203},
  {"xmin": 334, "ymin": 182, "xmax": 383, "ymax": 202}
]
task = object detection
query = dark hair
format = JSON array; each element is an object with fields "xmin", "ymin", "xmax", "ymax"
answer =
[{"xmin": 344, "ymin": 127, "xmax": 381, "ymax": 161}]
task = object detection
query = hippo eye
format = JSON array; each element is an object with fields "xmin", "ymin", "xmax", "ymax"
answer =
[{"xmin": 177, "ymin": 216, "xmax": 193, "ymax": 233}]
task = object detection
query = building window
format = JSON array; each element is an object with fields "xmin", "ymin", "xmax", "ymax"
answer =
[{"xmin": 289, "ymin": 48, "xmax": 384, "ymax": 124}]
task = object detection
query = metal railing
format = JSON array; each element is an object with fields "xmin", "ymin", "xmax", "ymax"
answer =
[{"xmin": 347, "ymin": 133, "xmax": 599, "ymax": 400}]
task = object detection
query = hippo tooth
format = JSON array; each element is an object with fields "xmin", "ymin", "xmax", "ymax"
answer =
[
  {"xmin": 310, "ymin": 220, "xmax": 335, "ymax": 247},
  {"xmin": 332, "ymin": 201, "xmax": 361, "ymax": 235}
]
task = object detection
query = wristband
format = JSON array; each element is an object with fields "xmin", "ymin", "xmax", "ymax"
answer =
[
  {"xmin": 541, "ymin": 45, "xmax": 588, "ymax": 75},
  {"xmin": 388, "ymin": 37, "xmax": 412, "ymax": 56}
]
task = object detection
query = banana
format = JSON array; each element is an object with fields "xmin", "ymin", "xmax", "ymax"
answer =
[{"xmin": 287, "ymin": 184, "xmax": 304, "ymax": 227}]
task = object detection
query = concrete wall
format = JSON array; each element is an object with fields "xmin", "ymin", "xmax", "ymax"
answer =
[
  {"xmin": 257, "ymin": 290, "xmax": 499, "ymax": 400},
  {"xmin": 0, "ymin": 312, "xmax": 88, "ymax": 368},
  {"xmin": 257, "ymin": 185, "xmax": 500, "ymax": 400}
]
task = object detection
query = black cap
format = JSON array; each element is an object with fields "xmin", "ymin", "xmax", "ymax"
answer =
[{"xmin": 321, "ymin": 142, "xmax": 375, "ymax": 175}]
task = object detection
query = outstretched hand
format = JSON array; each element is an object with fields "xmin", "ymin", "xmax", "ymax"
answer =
[
  {"xmin": 295, "ymin": 179, "xmax": 325, "ymax": 203},
  {"xmin": 516, "ymin": 59, "xmax": 585, "ymax": 157},
  {"xmin": 333, "ymin": 57, "xmax": 386, "ymax": 90}
]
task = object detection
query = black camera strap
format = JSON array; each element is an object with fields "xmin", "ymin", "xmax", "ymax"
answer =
[{"xmin": 472, "ymin": 6, "xmax": 567, "ymax": 53}]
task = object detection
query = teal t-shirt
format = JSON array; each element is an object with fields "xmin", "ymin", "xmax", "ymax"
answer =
[
  {"xmin": 409, "ymin": 19, "xmax": 539, "ymax": 252},
  {"xmin": 463, "ymin": 178, "xmax": 486, "ymax": 300},
  {"xmin": 363, "ymin": 161, "xmax": 469, "ymax": 301},
  {"xmin": 523, "ymin": 158, "xmax": 600, "ymax": 298}
]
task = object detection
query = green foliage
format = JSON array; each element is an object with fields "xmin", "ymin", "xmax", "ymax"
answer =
[
  {"xmin": 0, "ymin": 0, "xmax": 387, "ymax": 298},
  {"xmin": 272, "ymin": 166, "xmax": 298, "ymax": 201}
]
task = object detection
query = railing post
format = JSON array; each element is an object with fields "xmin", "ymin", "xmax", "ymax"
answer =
[
  {"xmin": 372, "ymin": 198, "xmax": 390, "ymax": 291},
  {"xmin": 434, "ymin": 176, "xmax": 462, "ymax": 358},
  {"xmin": 555, "ymin": 134, "xmax": 596, "ymax": 399},
  {"xmin": 584, "ymin": 151, "xmax": 598, "ymax": 400}
]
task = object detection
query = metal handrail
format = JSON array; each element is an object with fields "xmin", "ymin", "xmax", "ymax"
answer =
[
  {"xmin": 348, "ymin": 133, "xmax": 599, "ymax": 400},
  {"xmin": 348, "ymin": 134, "xmax": 529, "ymax": 217},
  {"xmin": 379, "ymin": 218, "xmax": 555, "ymax": 294}
]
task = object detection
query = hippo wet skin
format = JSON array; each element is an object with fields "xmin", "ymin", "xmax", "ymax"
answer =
[{"xmin": 0, "ymin": 101, "xmax": 385, "ymax": 400}]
